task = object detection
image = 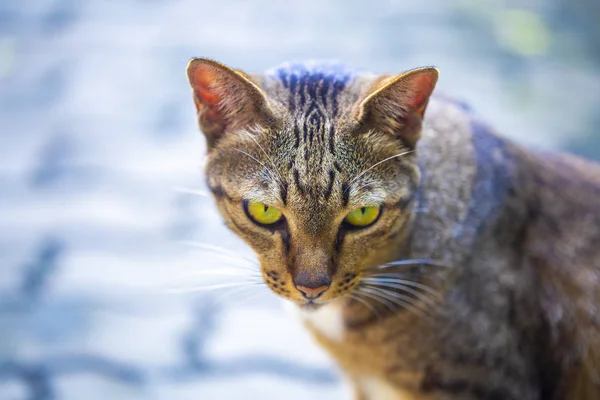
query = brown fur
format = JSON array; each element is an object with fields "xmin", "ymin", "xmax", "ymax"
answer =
[{"xmin": 186, "ymin": 58, "xmax": 600, "ymax": 399}]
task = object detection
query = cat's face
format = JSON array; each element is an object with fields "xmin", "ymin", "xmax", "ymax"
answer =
[{"xmin": 187, "ymin": 59, "xmax": 437, "ymax": 309}]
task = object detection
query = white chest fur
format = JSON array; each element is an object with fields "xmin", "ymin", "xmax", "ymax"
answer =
[
  {"xmin": 286, "ymin": 301, "xmax": 346, "ymax": 342},
  {"xmin": 360, "ymin": 376, "xmax": 400, "ymax": 400},
  {"xmin": 359, "ymin": 376, "xmax": 418, "ymax": 400}
]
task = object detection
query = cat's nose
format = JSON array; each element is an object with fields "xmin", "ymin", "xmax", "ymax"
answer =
[
  {"xmin": 293, "ymin": 271, "xmax": 331, "ymax": 300},
  {"xmin": 296, "ymin": 285, "xmax": 329, "ymax": 300}
]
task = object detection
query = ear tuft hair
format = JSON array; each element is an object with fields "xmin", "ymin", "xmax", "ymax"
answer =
[
  {"xmin": 355, "ymin": 67, "xmax": 438, "ymax": 148},
  {"xmin": 186, "ymin": 58, "xmax": 273, "ymax": 150}
]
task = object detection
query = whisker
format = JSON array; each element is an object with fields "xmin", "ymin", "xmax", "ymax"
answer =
[
  {"xmin": 214, "ymin": 282, "xmax": 268, "ymax": 304},
  {"xmin": 386, "ymin": 259, "xmax": 449, "ymax": 268},
  {"xmin": 126, "ymin": 269, "xmax": 261, "ymax": 296},
  {"xmin": 364, "ymin": 272, "xmax": 434, "ymax": 281},
  {"xmin": 238, "ymin": 286, "xmax": 271, "ymax": 304},
  {"xmin": 368, "ymin": 258, "xmax": 449, "ymax": 270},
  {"xmin": 233, "ymin": 148, "xmax": 283, "ymax": 187},
  {"xmin": 364, "ymin": 285, "xmax": 421, "ymax": 308},
  {"xmin": 167, "ymin": 269, "xmax": 262, "ymax": 281},
  {"xmin": 362, "ymin": 277, "xmax": 441, "ymax": 299},
  {"xmin": 242, "ymin": 130, "xmax": 286, "ymax": 186},
  {"xmin": 182, "ymin": 241, "xmax": 259, "ymax": 267},
  {"xmin": 345, "ymin": 150, "xmax": 415, "ymax": 194},
  {"xmin": 173, "ymin": 186, "xmax": 209, "ymax": 197},
  {"xmin": 364, "ymin": 271, "xmax": 419, "ymax": 279},
  {"xmin": 357, "ymin": 287, "xmax": 398, "ymax": 313},
  {"xmin": 352, "ymin": 179, "xmax": 377, "ymax": 194},
  {"xmin": 347, "ymin": 292, "xmax": 381, "ymax": 319},
  {"xmin": 362, "ymin": 280, "xmax": 438, "ymax": 307},
  {"xmin": 362, "ymin": 285, "xmax": 431, "ymax": 320},
  {"xmin": 164, "ymin": 281, "xmax": 265, "ymax": 294}
]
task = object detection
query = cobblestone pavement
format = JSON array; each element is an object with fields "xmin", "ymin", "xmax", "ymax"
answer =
[{"xmin": 1, "ymin": 1, "xmax": 599, "ymax": 399}]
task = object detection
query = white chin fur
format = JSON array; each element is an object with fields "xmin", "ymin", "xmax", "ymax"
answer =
[{"xmin": 283, "ymin": 299, "xmax": 345, "ymax": 343}]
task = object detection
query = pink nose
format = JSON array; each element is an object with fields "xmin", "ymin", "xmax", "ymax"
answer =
[
  {"xmin": 293, "ymin": 271, "xmax": 331, "ymax": 300},
  {"xmin": 296, "ymin": 285, "xmax": 329, "ymax": 299}
]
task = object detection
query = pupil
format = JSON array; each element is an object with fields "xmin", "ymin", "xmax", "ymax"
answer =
[
  {"xmin": 264, "ymin": 204, "xmax": 268, "ymax": 212},
  {"xmin": 361, "ymin": 207, "xmax": 366, "ymax": 215}
]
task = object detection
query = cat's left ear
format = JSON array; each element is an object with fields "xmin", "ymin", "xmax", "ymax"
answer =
[
  {"xmin": 355, "ymin": 67, "xmax": 438, "ymax": 148},
  {"xmin": 186, "ymin": 58, "xmax": 274, "ymax": 150}
]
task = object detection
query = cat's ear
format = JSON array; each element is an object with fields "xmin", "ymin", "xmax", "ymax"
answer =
[
  {"xmin": 355, "ymin": 67, "xmax": 438, "ymax": 148},
  {"xmin": 186, "ymin": 58, "xmax": 273, "ymax": 149}
]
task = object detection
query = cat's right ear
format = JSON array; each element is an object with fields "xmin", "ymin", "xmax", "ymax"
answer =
[
  {"xmin": 186, "ymin": 58, "xmax": 273, "ymax": 150},
  {"xmin": 354, "ymin": 67, "xmax": 439, "ymax": 148}
]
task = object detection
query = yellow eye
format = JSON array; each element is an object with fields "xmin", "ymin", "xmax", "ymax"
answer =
[
  {"xmin": 344, "ymin": 206, "xmax": 381, "ymax": 227},
  {"xmin": 246, "ymin": 201, "xmax": 283, "ymax": 225}
]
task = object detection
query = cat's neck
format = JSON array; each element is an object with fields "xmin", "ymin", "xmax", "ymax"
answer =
[{"xmin": 408, "ymin": 98, "xmax": 519, "ymax": 265}]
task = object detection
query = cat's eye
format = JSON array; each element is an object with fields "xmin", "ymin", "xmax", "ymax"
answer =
[
  {"xmin": 245, "ymin": 201, "xmax": 283, "ymax": 225},
  {"xmin": 344, "ymin": 206, "xmax": 381, "ymax": 227}
]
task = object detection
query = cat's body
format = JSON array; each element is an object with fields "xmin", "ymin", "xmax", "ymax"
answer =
[
  {"xmin": 302, "ymin": 96, "xmax": 600, "ymax": 399},
  {"xmin": 186, "ymin": 59, "xmax": 600, "ymax": 399}
]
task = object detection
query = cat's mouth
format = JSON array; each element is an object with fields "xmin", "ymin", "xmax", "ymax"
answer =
[{"xmin": 299, "ymin": 300, "xmax": 325, "ymax": 311}]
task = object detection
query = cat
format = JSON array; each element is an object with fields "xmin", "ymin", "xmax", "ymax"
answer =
[{"xmin": 186, "ymin": 58, "xmax": 600, "ymax": 400}]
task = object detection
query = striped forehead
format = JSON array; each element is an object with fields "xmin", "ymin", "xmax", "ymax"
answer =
[
  {"xmin": 266, "ymin": 61, "xmax": 356, "ymax": 116},
  {"xmin": 264, "ymin": 63, "xmax": 357, "ymax": 201}
]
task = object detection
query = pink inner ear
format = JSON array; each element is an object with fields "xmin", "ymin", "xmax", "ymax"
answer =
[
  {"xmin": 405, "ymin": 72, "xmax": 437, "ymax": 112},
  {"xmin": 189, "ymin": 64, "xmax": 222, "ymax": 106}
]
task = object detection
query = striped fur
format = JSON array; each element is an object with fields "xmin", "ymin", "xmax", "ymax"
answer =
[{"xmin": 187, "ymin": 59, "xmax": 600, "ymax": 400}]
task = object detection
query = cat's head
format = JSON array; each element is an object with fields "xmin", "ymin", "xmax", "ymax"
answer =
[{"xmin": 186, "ymin": 58, "xmax": 437, "ymax": 309}]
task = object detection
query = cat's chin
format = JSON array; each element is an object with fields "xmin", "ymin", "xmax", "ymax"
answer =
[{"xmin": 299, "ymin": 301, "xmax": 325, "ymax": 311}]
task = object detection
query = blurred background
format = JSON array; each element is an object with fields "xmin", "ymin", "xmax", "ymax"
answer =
[{"xmin": 1, "ymin": 0, "xmax": 599, "ymax": 399}]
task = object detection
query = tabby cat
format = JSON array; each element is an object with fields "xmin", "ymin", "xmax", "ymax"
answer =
[{"xmin": 186, "ymin": 58, "xmax": 600, "ymax": 399}]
